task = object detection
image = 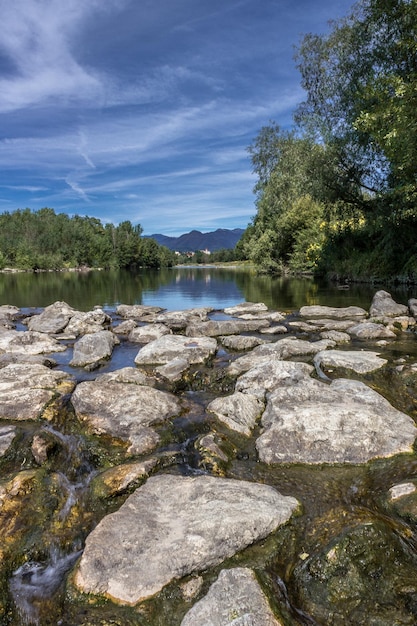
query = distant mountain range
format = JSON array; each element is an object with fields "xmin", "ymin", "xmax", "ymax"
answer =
[{"xmin": 148, "ymin": 228, "xmax": 245, "ymax": 252}]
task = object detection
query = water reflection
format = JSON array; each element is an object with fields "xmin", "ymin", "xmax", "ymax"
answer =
[{"xmin": 0, "ymin": 266, "xmax": 415, "ymax": 312}]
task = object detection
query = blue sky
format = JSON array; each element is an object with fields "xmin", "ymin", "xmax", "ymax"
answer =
[{"xmin": 0, "ymin": 0, "xmax": 353, "ymax": 236}]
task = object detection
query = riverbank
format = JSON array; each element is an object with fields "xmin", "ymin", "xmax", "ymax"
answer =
[{"xmin": 1, "ymin": 292, "xmax": 417, "ymax": 624}]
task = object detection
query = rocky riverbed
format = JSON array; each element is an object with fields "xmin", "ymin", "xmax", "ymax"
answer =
[{"xmin": 2, "ymin": 291, "xmax": 417, "ymax": 624}]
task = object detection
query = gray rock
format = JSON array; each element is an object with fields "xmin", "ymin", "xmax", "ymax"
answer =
[
  {"xmin": 347, "ymin": 322, "xmax": 396, "ymax": 340},
  {"xmin": 319, "ymin": 330, "xmax": 351, "ymax": 344},
  {"xmin": 91, "ymin": 459, "xmax": 157, "ymax": 498},
  {"xmin": 74, "ymin": 474, "xmax": 299, "ymax": 604},
  {"xmin": 207, "ymin": 392, "xmax": 264, "ymax": 436},
  {"xmin": 181, "ymin": 568, "xmax": 283, "ymax": 626},
  {"xmin": 257, "ymin": 378, "xmax": 417, "ymax": 464},
  {"xmin": 299, "ymin": 305, "xmax": 367, "ymax": 319},
  {"xmin": 128, "ymin": 323, "xmax": 172, "ymax": 343},
  {"xmin": 219, "ymin": 335, "xmax": 267, "ymax": 351},
  {"xmin": 288, "ymin": 321, "xmax": 319, "ymax": 332},
  {"xmin": 134, "ymin": 335, "xmax": 217, "ymax": 366},
  {"xmin": 0, "ymin": 328, "xmax": 67, "ymax": 355},
  {"xmin": 235, "ymin": 360, "xmax": 314, "ymax": 400},
  {"xmin": 186, "ymin": 319, "xmax": 269, "ymax": 337},
  {"xmin": 155, "ymin": 358, "xmax": 190, "ymax": 382},
  {"xmin": 113, "ymin": 319, "xmax": 137, "ymax": 335},
  {"xmin": 388, "ymin": 482, "xmax": 416, "ymax": 501},
  {"xmin": 0, "ymin": 363, "xmax": 75, "ymax": 421},
  {"xmin": 0, "ymin": 305, "xmax": 20, "ymax": 328},
  {"xmin": 369, "ymin": 290, "xmax": 408, "ymax": 318},
  {"xmin": 408, "ymin": 298, "xmax": 417, "ymax": 318},
  {"xmin": 224, "ymin": 302, "xmax": 268, "ymax": 316},
  {"xmin": 260, "ymin": 325, "xmax": 288, "ymax": 335},
  {"xmin": 63, "ymin": 308, "xmax": 111, "ymax": 337},
  {"xmin": 116, "ymin": 304, "xmax": 164, "ymax": 321},
  {"xmin": 71, "ymin": 378, "xmax": 181, "ymax": 454},
  {"xmin": 155, "ymin": 308, "xmax": 213, "ymax": 330},
  {"xmin": 236, "ymin": 311, "xmax": 285, "ymax": 322},
  {"xmin": 95, "ymin": 367, "xmax": 156, "ymax": 387},
  {"xmin": 306, "ymin": 318, "xmax": 359, "ymax": 331},
  {"xmin": 314, "ymin": 349, "xmax": 387, "ymax": 374},
  {"xmin": 27, "ymin": 301, "xmax": 75, "ymax": 334},
  {"xmin": 0, "ymin": 425, "xmax": 17, "ymax": 456},
  {"xmin": 0, "ymin": 353, "xmax": 57, "ymax": 368},
  {"xmin": 70, "ymin": 331, "xmax": 118, "ymax": 369}
]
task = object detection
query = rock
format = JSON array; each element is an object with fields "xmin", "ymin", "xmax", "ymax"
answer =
[
  {"xmin": 74, "ymin": 474, "xmax": 299, "ymax": 605},
  {"xmin": 319, "ymin": 330, "xmax": 351, "ymax": 344},
  {"xmin": 388, "ymin": 482, "xmax": 417, "ymax": 501},
  {"xmin": 0, "ymin": 425, "xmax": 16, "ymax": 456},
  {"xmin": 116, "ymin": 304, "xmax": 164, "ymax": 321},
  {"xmin": 95, "ymin": 367, "xmax": 156, "ymax": 387},
  {"xmin": 0, "ymin": 364, "xmax": 75, "ymax": 421},
  {"xmin": 306, "ymin": 318, "xmax": 359, "ymax": 331},
  {"xmin": 186, "ymin": 319, "xmax": 270, "ymax": 337},
  {"xmin": 31, "ymin": 433, "xmax": 55, "ymax": 464},
  {"xmin": 219, "ymin": 335, "xmax": 266, "ymax": 351},
  {"xmin": 0, "ymin": 353, "xmax": 57, "ymax": 368},
  {"xmin": 0, "ymin": 305, "xmax": 19, "ymax": 328},
  {"xmin": 369, "ymin": 290, "xmax": 408, "ymax": 318},
  {"xmin": 63, "ymin": 308, "xmax": 111, "ymax": 337},
  {"xmin": 128, "ymin": 323, "xmax": 172, "ymax": 343},
  {"xmin": 155, "ymin": 308, "xmax": 213, "ymax": 330},
  {"xmin": 227, "ymin": 338, "xmax": 334, "ymax": 376},
  {"xmin": 260, "ymin": 325, "xmax": 288, "ymax": 335},
  {"xmin": 347, "ymin": 322, "xmax": 396, "ymax": 340},
  {"xmin": 224, "ymin": 302, "xmax": 268, "ymax": 316},
  {"xmin": 134, "ymin": 335, "xmax": 217, "ymax": 366},
  {"xmin": 27, "ymin": 301, "xmax": 75, "ymax": 334},
  {"xmin": 409, "ymin": 298, "xmax": 417, "ymax": 317},
  {"xmin": 314, "ymin": 349, "xmax": 387, "ymax": 374},
  {"xmin": 0, "ymin": 328, "xmax": 67, "ymax": 355},
  {"xmin": 70, "ymin": 331, "xmax": 118, "ymax": 369},
  {"xmin": 113, "ymin": 319, "xmax": 137, "ymax": 335},
  {"xmin": 235, "ymin": 360, "xmax": 314, "ymax": 400},
  {"xmin": 155, "ymin": 358, "xmax": 190, "ymax": 382},
  {"xmin": 236, "ymin": 311, "xmax": 285, "ymax": 322},
  {"xmin": 207, "ymin": 392, "xmax": 264, "ymax": 436},
  {"xmin": 299, "ymin": 305, "xmax": 367, "ymax": 319},
  {"xmin": 71, "ymin": 378, "xmax": 181, "ymax": 454},
  {"xmin": 91, "ymin": 459, "xmax": 157, "ymax": 498},
  {"xmin": 288, "ymin": 321, "xmax": 319, "ymax": 332},
  {"xmin": 181, "ymin": 568, "xmax": 283, "ymax": 626},
  {"xmin": 257, "ymin": 378, "xmax": 417, "ymax": 464}
]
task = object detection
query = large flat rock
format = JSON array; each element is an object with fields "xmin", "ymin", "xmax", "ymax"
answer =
[
  {"xmin": 299, "ymin": 305, "xmax": 367, "ymax": 319},
  {"xmin": 0, "ymin": 328, "xmax": 67, "ymax": 355},
  {"xmin": 74, "ymin": 474, "xmax": 299, "ymax": 604},
  {"xmin": 257, "ymin": 378, "xmax": 417, "ymax": 464},
  {"xmin": 314, "ymin": 349, "xmax": 387, "ymax": 374},
  {"xmin": 134, "ymin": 334, "xmax": 217, "ymax": 365},
  {"xmin": 186, "ymin": 319, "xmax": 270, "ymax": 337}
]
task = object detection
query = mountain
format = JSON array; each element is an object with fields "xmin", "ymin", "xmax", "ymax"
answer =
[{"xmin": 148, "ymin": 228, "xmax": 244, "ymax": 252}]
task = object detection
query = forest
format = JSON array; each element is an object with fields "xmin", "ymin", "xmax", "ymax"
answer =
[
  {"xmin": 238, "ymin": 0, "xmax": 417, "ymax": 281},
  {"xmin": 0, "ymin": 208, "xmax": 175, "ymax": 271}
]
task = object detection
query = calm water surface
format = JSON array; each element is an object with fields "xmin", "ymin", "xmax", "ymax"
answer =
[{"xmin": 0, "ymin": 266, "xmax": 415, "ymax": 312}]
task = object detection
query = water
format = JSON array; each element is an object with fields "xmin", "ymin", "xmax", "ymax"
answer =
[{"xmin": 0, "ymin": 266, "xmax": 415, "ymax": 312}]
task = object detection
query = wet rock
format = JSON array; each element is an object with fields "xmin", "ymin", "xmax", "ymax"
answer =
[
  {"xmin": 134, "ymin": 334, "xmax": 217, "ymax": 366},
  {"xmin": 369, "ymin": 290, "xmax": 408, "ymax": 318},
  {"xmin": 62, "ymin": 308, "xmax": 111, "ymax": 337},
  {"xmin": 0, "ymin": 328, "xmax": 67, "ymax": 355},
  {"xmin": 95, "ymin": 366, "xmax": 156, "ymax": 387},
  {"xmin": 0, "ymin": 364, "xmax": 75, "ymax": 421},
  {"xmin": 27, "ymin": 301, "xmax": 75, "ymax": 334},
  {"xmin": 0, "ymin": 353, "xmax": 57, "ymax": 368},
  {"xmin": 235, "ymin": 359, "xmax": 313, "ymax": 401},
  {"xmin": 261, "ymin": 325, "xmax": 288, "ymax": 335},
  {"xmin": 257, "ymin": 378, "xmax": 417, "ymax": 464},
  {"xmin": 314, "ymin": 349, "xmax": 387, "ymax": 374},
  {"xmin": 70, "ymin": 330, "xmax": 118, "ymax": 369},
  {"xmin": 347, "ymin": 322, "xmax": 396, "ymax": 340},
  {"xmin": 227, "ymin": 338, "xmax": 334, "ymax": 376},
  {"xmin": 292, "ymin": 520, "xmax": 417, "ymax": 625},
  {"xmin": 197, "ymin": 434, "xmax": 229, "ymax": 464},
  {"xmin": 299, "ymin": 305, "xmax": 367, "ymax": 319},
  {"xmin": 31, "ymin": 433, "xmax": 56, "ymax": 464},
  {"xmin": 207, "ymin": 391, "xmax": 264, "ymax": 436},
  {"xmin": 236, "ymin": 311, "xmax": 286, "ymax": 322},
  {"xmin": 288, "ymin": 321, "xmax": 319, "ymax": 332},
  {"xmin": 91, "ymin": 459, "xmax": 157, "ymax": 498},
  {"xmin": 319, "ymin": 330, "xmax": 351, "ymax": 344},
  {"xmin": 74, "ymin": 474, "xmax": 299, "ymax": 605},
  {"xmin": 71, "ymin": 378, "xmax": 181, "ymax": 454},
  {"xmin": 389, "ymin": 482, "xmax": 417, "ymax": 501},
  {"xmin": 155, "ymin": 307, "xmax": 213, "ymax": 330},
  {"xmin": 128, "ymin": 323, "xmax": 172, "ymax": 343},
  {"xmin": 224, "ymin": 302, "xmax": 268, "ymax": 316},
  {"xmin": 186, "ymin": 319, "xmax": 270, "ymax": 337},
  {"xmin": 155, "ymin": 357, "xmax": 190, "ymax": 382},
  {"xmin": 113, "ymin": 319, "xmax": 137, "ymax": 335},
  {"xmin": 219, "ymin": 335, "xmax": 266, "ymax": 351},
  {"xmin": 116, "ymin": 304, "xmax": 164, "ymax": 321},
  {"xmin": 0, "ymin": 425, "xmax": 17, "ymax": 456},
  {"xmin": 181, "ymin": 568, "xmax": 283, "ymax": 626},
  {"xmin": 306, "ymin": 318, "xmax": 359, "ymax": 331}
]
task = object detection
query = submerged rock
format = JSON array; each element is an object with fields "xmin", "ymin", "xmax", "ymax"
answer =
[
  {"xmin": 134, "ymin": 334, "xmax": 217, "ymax": 366},
  {"xmin": 74, "ymin": 474, "xmax": 299, "ymax": 605},
  {"xmin": 257, "ymin": 378, "xmax": 417, "ymax": 464},
  {"xmin": 181, "ymin": 567, "xmax": 283, "ymax": 626}
]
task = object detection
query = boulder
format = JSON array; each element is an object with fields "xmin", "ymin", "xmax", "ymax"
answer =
[
  {"xmin": 299, "ymin": 305, "xmax": 367, "ymax": 319},
  {"xmin": 155, "ymin": 308, "xmax": 213, "ymax": 330},
  {"xmin": 224, "ymin": 302, "xmax": 268, "ymax": 316},
  {"xmin": 347, "ymin": 321, "xmax": 396, "ymax": 340},
  {"xmin": 181, "ymin": 568, "xmax": 283, "ymax": 626},
  {"xmin": 62, "ymin": 308, "xmax": 111, "ymax": 337},
  {"xmin": 314, "ymin": 349, "xmax": 387, "ymax": 374},
  {"xmin": 369, "ymin": 290, "xmax": 408, "ymax": 318},
  {"xmin": 74, "ymin": 474, "xmax": 299, "ymax": 604},
  {"xmin": 207, "ymin": 392, "xmax": 264, "ymax": 436},
  {"xmin": 155, "ymin": 358, "xmax": 190, "ymax": 382},
  {"xmin": 70, "ymin": 331, "xmax": 118, "ymax": 369},
  {"xmin": 128, "ymin": 323, "xmax": 172, "ymax": 344},
  {"xmin": 113, "ymin": 319, "xmax": 137, "ymax": 335},
  {"xmin": 116, "ymin": 304, "xmax": 164, "ymax": 321},
  {"xmin": 0, "ymin": 363, "xmax": 75, "ymax": 421},
  {"xmin": 235, "ymin": 360, "xmax": 314, "ymax": 400},
  {"xmin": 257, "ymin": 378, "xmax": 417, "ymax": 464},
  {"xmin": 27, "ymin": 301, "xmax": 75, "ymax": 334},
  {"xmin": 134, "ymin": 335, "xmax": 217, "ymax": 366},
  {"xmin": 71, "ymin": 378, "xmax": 181, "ymax": 454},
  {"xmin": 186, "ymin": 319, "xmax": 270, "ymax": 337},
  {"xmin": 319, "ymin": 330, "xmax": 351, "ymax": 344},
  {"xmin": 219, "ymin": 335, "xmax": 267, "ymax": 351},
  {"xmin": 94, "ymin": 367, "xmax": 156, "ymax": 387},
  {"xmin": 0, "ymin": 328, "xmax": 67, "ymax": 355}
]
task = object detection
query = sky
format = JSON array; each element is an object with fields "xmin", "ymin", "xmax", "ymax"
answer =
[{"xmin": 0, "ymin": 0, "xmax": 354, "ymax": 236}]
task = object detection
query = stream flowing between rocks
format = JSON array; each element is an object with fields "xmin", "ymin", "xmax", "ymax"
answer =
[{"xmin": 1, "ymin": 290, "xmax": 417, "ymax": 624}]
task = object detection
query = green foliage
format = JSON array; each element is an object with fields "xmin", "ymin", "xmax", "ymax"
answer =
[{"xmin": 0, "ymin": 208, "xmax": 174, "ymax": 271}]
